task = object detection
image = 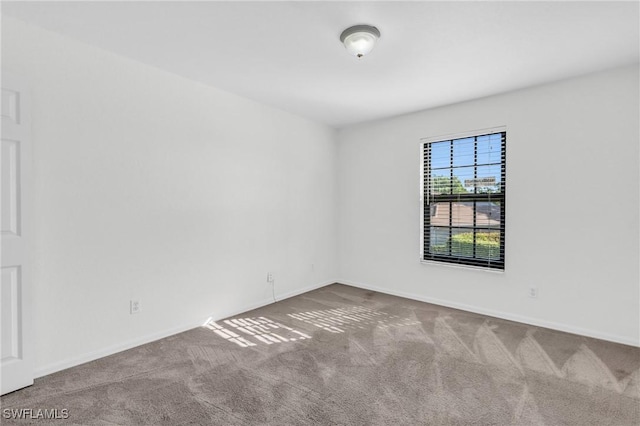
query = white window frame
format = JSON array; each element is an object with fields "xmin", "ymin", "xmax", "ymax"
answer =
[{"xmin": 419, "ymin": 126, "xmax": 507, "ymax": 271}]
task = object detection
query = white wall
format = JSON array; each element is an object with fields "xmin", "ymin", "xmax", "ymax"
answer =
[
  {"xmin": 2, "ymin": 16, "xmax": 638, "ymax": 380},
  {"xmin": 2, "ymin": 17, "xmax": 338, "ymax": 375},
  {"xmin": 337, "ymin": 65, "xmax": 640, "ymax": 346}
]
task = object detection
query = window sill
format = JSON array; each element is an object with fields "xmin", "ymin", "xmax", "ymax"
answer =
[{"xmin": 420, "ymin": 259, "xmax": 505, "ymax": 274}]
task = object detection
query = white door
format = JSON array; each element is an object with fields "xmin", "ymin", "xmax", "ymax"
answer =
[{"xmin": 1, "ymin": 74, "xmax": 33, "ymax": 394}]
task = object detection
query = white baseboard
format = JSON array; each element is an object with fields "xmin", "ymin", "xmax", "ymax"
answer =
[
  {"xmin": 36, "ymin": 277, "xmax": 635, "ymax": 379},
  {"xmin": 34, "ymin": 279, "xmax": 336, "ymax": 379},
  {"xmin": 273, "ymin": 279, "xmax": 334, "ymax": 303},
  {"xmin": 337, "ymin": 279, "xmax": 640, "ymax": 347},
  {"xmin": 34, "ymin": 320, "xmax": 205, "ymax": 379}
]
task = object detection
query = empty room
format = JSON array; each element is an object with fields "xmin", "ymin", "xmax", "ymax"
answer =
[{"xmin": 1, "ymin": 1, "xmax": 638, "ymax": 425}]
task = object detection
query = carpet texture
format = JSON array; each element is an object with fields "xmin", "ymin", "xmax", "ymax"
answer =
[{"xmin": 1, "ymin": 284, "xmax": 639, "ymax": 425}]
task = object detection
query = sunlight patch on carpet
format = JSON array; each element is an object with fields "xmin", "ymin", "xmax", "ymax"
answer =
[
  {"xmin": 288, "ymin": 306, "xmax": 420, "ymax": 333},
  {"xmin": 203, "ymin": 317, "xmax": 311, "ymax": 347}
]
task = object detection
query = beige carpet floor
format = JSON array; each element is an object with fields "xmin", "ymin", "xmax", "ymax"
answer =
[{"xmin": 1, "ymin": 283, "xmax": 639, "ymax": 425}]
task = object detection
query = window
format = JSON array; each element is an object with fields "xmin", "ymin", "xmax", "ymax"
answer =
[{"xmin": 421, "ymin": 130, "xmax": 506, "ymax": 270}]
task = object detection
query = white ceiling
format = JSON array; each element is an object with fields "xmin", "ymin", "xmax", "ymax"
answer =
[{"xmin": 3, "ymin": 1, "xmax": 639, "ymax": 128}]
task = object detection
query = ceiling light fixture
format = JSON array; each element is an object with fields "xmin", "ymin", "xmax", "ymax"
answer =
[{"xmin": 340, "ymin": 24, "xmax": 380, "ymax": 59}]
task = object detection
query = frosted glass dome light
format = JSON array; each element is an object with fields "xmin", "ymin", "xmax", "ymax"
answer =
[{"xmin": 340, "ymin": 25, "xmax": 381, "ymax": 58}]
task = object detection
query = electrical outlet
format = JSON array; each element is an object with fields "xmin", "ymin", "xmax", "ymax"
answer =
[
  {"xmin": 267, "ymin": 272, "xmax": 274, "ymax": 283},
  {"xmin": 528, "ymin": 287, "xmax": 538, "ymax": 298},
  {"xmin": 130, "ymin": 299, "xmax": 141, "ymax": 314}
]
